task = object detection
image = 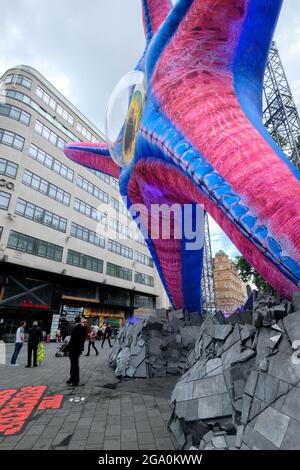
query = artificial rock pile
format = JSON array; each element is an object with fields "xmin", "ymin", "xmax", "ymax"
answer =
[
  {"xmin": 169, "ymin": 292, "xmax": 300, "ymax": 450},
  {"xmin": 109, "ymin": 309, "xmax": 203, "ymax": 378}
]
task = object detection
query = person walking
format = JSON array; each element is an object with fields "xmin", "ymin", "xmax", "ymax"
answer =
[
  {"xmin": 100, "ymin": 323, "xmax": 106, "ymax": 341},
  {"xmin": 93, "ymin": 324, "xmax": 99, "ymax": 336},
  {"xmin": 101, "ymin": 324, "xmax": 113, "ymax": 348},
  {"xmin": 56, "ymin": 328, "xmax": 62, "ymax": 343},
  {"xmin": 66, "ymin": 316, "xmax": 87, "ymax": 387},
  {"xmin": 26, "ymin": 321, "xmax": 43, "ymax": 368},
  {"xmin": 85, "ymin": 327, "xmax": 99, "ymax": 356},
  {"xmin": 11, "ymin": 321, "xmax": 26, "ymax": 367}
]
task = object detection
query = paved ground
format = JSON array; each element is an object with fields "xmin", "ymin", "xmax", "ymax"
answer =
[{"xmin": 0, "ymin": 341, "xmax": 178, "ymax": 450}]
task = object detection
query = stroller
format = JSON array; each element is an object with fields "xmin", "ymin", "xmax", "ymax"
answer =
[{"xmin": 55, "ymin": 336, "xmax": 70, "ymax": 357}]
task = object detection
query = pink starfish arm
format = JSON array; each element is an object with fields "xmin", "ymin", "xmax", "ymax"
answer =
[{"xmin": 64, "ymin": 141, "xmax": 120, "ymax": 178}]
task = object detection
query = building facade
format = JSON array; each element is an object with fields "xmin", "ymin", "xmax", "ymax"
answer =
[
  {"xmin": 0, "ymin": 65, "xmax": 169, "ymax": 341},
  {"xmin": 213, "ymin": 250, "xmax": 247, "ymax": 314}
]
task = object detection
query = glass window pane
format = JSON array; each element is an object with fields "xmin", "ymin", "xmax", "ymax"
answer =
[
  {"xmin": 26, "ymin": 205, "xmax": 35, "ymax": 218},
  {"xmin": 2, "ymin": 132, "xmax": 13, "ymax": 145},
  {"xmin": 0, "ymin": 191, "xmax": 10, "ymax": 209},
  {"xmin": 34, "ymin": 207, "xmax": 44, "ymax": 222},
  {"xmin": 38, "ymin": 241, "xmax": 47, "ymax": 257},
  {"xmin": 40, "ymin": 180, "xmax": 48, "ymax": 193},
  {"xmin": 36, "ymin": 87, "xmax": 43, "ymax": 98},
  {"xmin": 35, "ymin": 121, "xmax": 43, "ymax": 134},
  {"xmin": 14, "ymin": 136, "xmax": 24, "ymax": 150}
]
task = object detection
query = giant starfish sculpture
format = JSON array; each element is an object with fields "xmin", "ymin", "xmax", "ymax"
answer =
[{"xmin": 65, "ymin": 0, "xmax": 300, "ymax": 312}]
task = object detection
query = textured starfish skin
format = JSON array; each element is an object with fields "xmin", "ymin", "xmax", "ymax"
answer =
[
  {"xmin": 65, "ymin": 0, "xmax": 300, "ymax": 312},
  {"xmin": 65, "ymin": 141, "xmax": 120, "ymax": 178}
]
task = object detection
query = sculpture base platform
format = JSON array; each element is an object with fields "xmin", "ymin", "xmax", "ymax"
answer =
[
  {"xmin": 109, "ymin": 309, "xmax": 204, "ymax": 378},
  {"xmin": 169, "ymin": 292, "xmax": 300, "ymax": 450}
]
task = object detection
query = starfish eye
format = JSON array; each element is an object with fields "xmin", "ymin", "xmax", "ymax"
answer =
[{"xmin": 105, "ymin": 70, "xmax": 146, "ymax": 168}]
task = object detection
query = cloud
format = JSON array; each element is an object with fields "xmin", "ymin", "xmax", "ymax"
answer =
[
  {"xmin": 291, "ymin": 79, "xmax": 300, "ymax": 108},
  {"xmin": 275, "ymin": 1, "xmax": 300, "ymax": 113},
  {"xmin": 208, "ymin": 216, "xmax": 240, "ymax": 260},
  {"xmin": 0, "ymin": 0, "xmax": 145, "ymax": 131}
]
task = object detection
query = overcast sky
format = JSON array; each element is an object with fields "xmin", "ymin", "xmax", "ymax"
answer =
[{"xmin": 1, "ymin": 0, "xmax": 299, "ymax": 259}]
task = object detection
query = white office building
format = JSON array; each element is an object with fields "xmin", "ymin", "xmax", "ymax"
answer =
[{"xmin": 0, "ymin": 65, "xmax": 168, "ymax": 339}]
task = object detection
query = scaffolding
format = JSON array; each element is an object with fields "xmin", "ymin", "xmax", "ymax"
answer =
[
  {"xmin": 263, "ymin": 41, "xmax": 300, "ymax": 169},
  {"xmin": 201, "ymin": 214, "xmax": 216, "ymax": 315}
]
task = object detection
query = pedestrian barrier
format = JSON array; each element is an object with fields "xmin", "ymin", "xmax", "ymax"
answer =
[{"xmin": 0, "ymin": 341, "xmax": 6, "ymax": 365}]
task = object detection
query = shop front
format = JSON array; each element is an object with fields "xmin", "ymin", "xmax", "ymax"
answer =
[
  {"xmin": 59, "ymin": 284, "xmax": 156, "ymax": 335},
  {"xmin": 83, "ymin": 307, "xmax": 125, "ymax": 330},
  {"xmin": 0, "ymin": 264, "xmax": 157, "ymax": 342},
  {"xmin": 0, "ymin": 272, "xmax": 58, "ymax": 342}
]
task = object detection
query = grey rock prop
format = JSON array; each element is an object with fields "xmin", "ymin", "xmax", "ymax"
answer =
[
  {"xmin": 169, "ymin": 293, "xmax": 300, "ymax": 450},
  {"xmin": 109, "ymin": 310, "xmax": 203, "ymax": 379}
]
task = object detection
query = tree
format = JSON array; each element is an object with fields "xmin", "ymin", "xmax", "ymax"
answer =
[{"xmin": 235, "ymin": 256, "xmax": 275, "ymax": 294}]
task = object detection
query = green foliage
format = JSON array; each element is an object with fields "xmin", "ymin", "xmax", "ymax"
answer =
[{"xmin": 235, "ymin": 256, "xmax": 275, "ymax": 294}]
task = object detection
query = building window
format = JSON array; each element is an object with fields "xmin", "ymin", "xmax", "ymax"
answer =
[
  {"xmin": 22, "ymin": 170, "xmax": 71, "ymax": 206},
  {"xmin": 56, "ymin": 104, "xmax": 74, "ymax": 126},
  {"xmin": 1, "ymin": 90, "xmax": 80, "ymax": 143},
  {"xmin": 76, "ymin": 122, "xmax": 97, "ymax": 142},
  {"xmin": 134, "ymin": 294, "xmax": 154, "ymax": 309},
  {"xmin": 0, "ymin": 227, "xmax": 3, "ymax": 240},
  {"xmin": 108, "ymin": 239, "xmax": 133, "ymax": 260},
  {"xmin": 109, "ymin": 218, "xmax": 134, "ymax": 240},
  {"xmin": 0, "ymin": 158, "xmax": 18, "ymax": 179},
  {"xmin": 77, "ymin": 175, "xmax": 109, "ymax": 204},
  {"xmin": 28, "ymin": 144, "xmax": 74, "ymax": 181},
  {"xmin": 135, "ymin": 251, "xmax": 154, "ymax": 268},
  {"xmin": 74, "ymin": 197, "xmax": 106, "ymax": 223},
  {"xmin": 88, "ymin": 168, "xmax": 110, "ymax": 185},
  {"xmin": 35, "ymin": 120, "xmax": 66, "ymax": 150},
  {"xmin": 111, "ymin": 178, "xmax": 119, "ymax": 191},
  {"xmin": 15, "ymin": 198, "xmax": 67, "ymax": 233},
  {"xmin": 106, "ymin": 262, "xmax": 132, "ymax": 282},
  {"xmin": 0, "ymin": 129, "xmax": 24, "ymax": 151},
  {"xmin": 7, "ymin": 230, "xmax": 63, "ymax": 261},
  {"xmin": 0, "ymin": 103, "xmax": 31, "ymax": 126},
  {"xmin": 4, "ymin": 74, "xmax": 32, "ymax": 89},
  {"xmin": 135, "ymin": 231, "xmax": 147, "ymax": 246},
  {"xmin": 0, "ymin": 190, "xmax": 11, "ymax": 210},
  {"xmin": 134, "ymin": 272, "xmax": 154, "ymax": 287},
  {"xmin": 67, "ymin": 250, "xmax": 103, "ymax": 273},
  {"xmin": 111, "ymin": 196, "xmax": 129, "ymax": 217},
  {"xmin": 71, "ymin": 222, "xmax": 105, "ymax": 249},
  {"xmin": 36, "ymin": 86, "xmax": 74, "ymax": 125}
]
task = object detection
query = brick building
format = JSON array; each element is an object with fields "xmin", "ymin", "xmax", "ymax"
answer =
[{"xmin": 213, "ymin": 250, "xmax": 247, "ymax": 314}]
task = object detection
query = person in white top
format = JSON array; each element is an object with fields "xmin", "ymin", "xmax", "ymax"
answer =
[
  {"xmin": 11, "ymin": 321, "xmax": 26, "ymax": 366},
  {"xmin": 56, "ymin": 329, "xmax": 62, "ymax": 343},
  {"xmin": 92, "ymin": 325, "xmax": 99, "ymax": 334}
]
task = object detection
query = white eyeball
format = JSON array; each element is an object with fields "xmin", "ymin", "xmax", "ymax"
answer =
[{"xmin": 105, "ymin": 71, "xmax": 146, "ymax": 168}]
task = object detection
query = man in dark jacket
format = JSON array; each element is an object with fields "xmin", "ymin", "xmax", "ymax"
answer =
[
  {"xmin": 66, "ymin": 316, "xmax": 87, "ymax": 386},
  {"xmin": 26, "ymin": 321, "xmax": 43, "ymax": 368},
  {"xmin": 101, "ymin": 324, "xmax": 113, "ymax": 348}
]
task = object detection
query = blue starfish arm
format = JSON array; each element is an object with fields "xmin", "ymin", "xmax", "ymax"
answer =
[{"xmin": 141, "ymin": 0, "xmax": 172, "ymax": 44}]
